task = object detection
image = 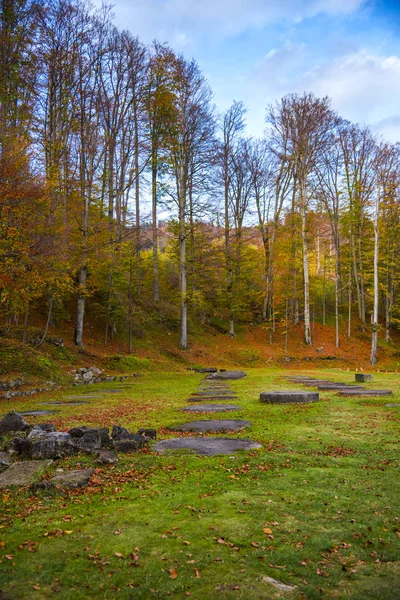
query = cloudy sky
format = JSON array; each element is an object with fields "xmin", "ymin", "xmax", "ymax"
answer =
[{"xmin": 97, "ymin": 0, "xmax": 400, "ymax": 142}]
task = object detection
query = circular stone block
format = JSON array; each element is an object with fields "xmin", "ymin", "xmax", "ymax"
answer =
[
  {"xmin": 154, "ymin": 437, "xmax": 261, "ymax": 456},
  {"xmin": 168, "ymin": 419, "xmax": 251, "ymax": 432},
  {"xmin": 18, "ymin": 410, "xmax": 61, "ymax": 416},
  {"xmin": 317, "ymin": 385, "xmax": 365, "ymax": 391},
  {"xmin": 40, "ymin": 401, "xmax": 90, "ymax": 405},
  {"xmin": 338, "ymin": 389, "xmax": 392, "ymax": 397},
  {"xmin": 181, "ymin": 404, "xmax": 242, "ymax": 413},
  {"xmin": 260, "ymin": 391, "xmax": 319, "ymax": 404},
  {"xmin": 385, "ymin": 403, "xmax": 400, "ymax": 407},
  {"xmin": 188, "ymin": 396, "xmax": 237, "ymax": 402},
  {"xmin": 207, "ymin": 371, "xmax": 247, "ymax": 380},
  {"xmin": 355, "ymin": 373, "xmax": 373, "ymax": 382},
  {"xmin": 300, "ymin": 380, "xmax": 335, "ymax": 386}
]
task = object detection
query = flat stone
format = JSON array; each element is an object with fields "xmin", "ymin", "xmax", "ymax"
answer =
[
  {"xmin": 40, "ymin": 401, "xmax": 90, "ymax": 405},
  {"xmin": 38, "ymin": 468, "xmax": 93, "ymax": 489},
  {"xmin": 207, "ymin": 371, "xmax": 247, "ymax": 380},
  {"xmin": 154, "ymin": 437, "xmax": 261, "ymax": 456},
  {"xmin": 299, "ymin": 380, "xmax": 335, "ymax": 386},
  {"xmin": 181, "ymin": 404, "xmax": 242, "ymax": 413},
  {"xmin": 260, "ymin": 391, "xmax": 319, "ymax": 404},
  {"xmin": 96, "ymin": 450, "xmax": 118, "ymax": 465},
  {"xmin": 385, "ymin": 403, "xmax": 400, "ymax": 407},
  {"xmin": 113, "ymin": 438, "xmax": 143, "ymax": 453},
  {"xmin": 262, "ymin": 576, "xmax": 297, "ymax": 592},
  {"xmin": 0, "ymin": 452, "xmax": 13, "ymax": 471},
  {"xmin": 188, "ymin": 396, "xmax": 238, "ymax": 402},
  {"xmin": 194, "ymin": 367, "xmax": 218, "ymax": 373},
  {"xmin": 317, "ymin": 385, "xmax": 365, "ymax": 391},
  {"xmin": 338, "ymin": 389, "xmax": 393, "ymax": 397},
  {"xmin": 0, "ymin": 460, "xmax": 52, "ymax": 489},
  {"xmin": 169, "ymin": 419, "xmax": 251, "ymax": 432},
  {"xmin": 19, "ymin": 410, "xmax": 60, "ymax": 416},
  {"xmin": 64, "ymin": 395, "xmax": 103, "ymax": 399},
  {"xmin": 355, "ymin": 373, "xmax": 373, "ymax": 382},
  {"xmin": 0, "ymin": 411, "xmax": 28, "ymax": 435}
]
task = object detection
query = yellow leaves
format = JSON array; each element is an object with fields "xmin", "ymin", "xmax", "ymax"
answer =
[
  {"xmin": 64, "ymin": 530, "xmax": 73, "ymax": 535},
  {"xmin": 263, "ymin": 528, "xmax": 272, "ymax": 535},
  {"xmin": 2, "ymin": 495, "xmax": 9, "ymax": 504},
  {"xmin": 0, "ymin": 541, "xmax": 5, "ymax": 549}
]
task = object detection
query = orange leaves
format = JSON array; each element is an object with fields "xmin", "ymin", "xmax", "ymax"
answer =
[{"xmin": 169, "ymin": 567, "xmax": 178, "ymax": 579}]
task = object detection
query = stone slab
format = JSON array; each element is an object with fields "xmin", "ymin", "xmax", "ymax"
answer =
[
  {"xmin": 338, "ymin": 389, "xmax": 393, "ymax": 397},
  {"xmin": 207, "ymin": 371, "xmax": 247, "ymax": 380},
  {"xmin": 355, "ymin": 373, "xmax": 373, "ymax": 382},
  {"xmin": 38, "ymin": 468, "xmax": 94, "ymax": 489},
  {"xmin": 260, "ymin": 391, "xmax": 319, "ymax": 404},
  {"xmin": 64, "ymin": 395, "xmax": 103, "ymax": 399},
  {"xmin": 154, "ymin": 437, "xmax": 261, "ymax": 456},
  {"xmin": 19, "ymin": 410, "xmax": 61, "ymax": 416},
  {"xmin": 385, "ymin": 403, "xmax": 400, "ymax": 407},
  {"xmin": 168, "ymin": 419, "xmax": 251, "ymax": 432},
  {"xmin": 317, "ymin": 385, "xmax": 365, "ymax": 391},
  {"xmin": 0, "ymin": 460, "xmax": 52, "ymax": 489},
  {"xmin": 299, "ymin": 380, "xmax": 335, "ymax": 386},
  {"xmin": 40, "ymin": 401, "xmax": 90, "ymax": 405},
  {"xmin": 181, "ymin": 404, "xmax": 242, "ymax": 413},
  {"xmin": 188, "ymin": 396, "xmax": 238, "ymax": 402}
]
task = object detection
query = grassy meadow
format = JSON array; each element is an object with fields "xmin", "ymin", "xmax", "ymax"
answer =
[{"xmin": 0, "ymin": 368, "xmax": 399, "ymax": 599}]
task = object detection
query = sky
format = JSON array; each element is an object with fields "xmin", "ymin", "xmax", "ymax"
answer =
[{"xmin": 95, "ymin": 0, "xmax": 400, "ymax": 142}]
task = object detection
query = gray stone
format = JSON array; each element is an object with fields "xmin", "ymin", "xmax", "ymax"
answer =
[
  {"xmin": 207, "ymin": 371, "xmax": 247, "ymax": 380},
  {"xmin": 4, "ymin": 437, "xmax": 24, "ymax": 455},
  {"xmin": 338, "ymin": 389, "xmax": 392, "ymax": 397},
  {"xmin": 69, "ymin": 427, "xmax": 110, "ymax": 446},
  {"xmin": 299, "ymin": 380, "xmax": 335, "ymax": 387},
  {"xmin": 262, "ymin": 576, "xmax": 297, "ymax": 592},
  {"xmin": 317, "ymin": 384, "xmax": 365, "ymax": 391},
  {"xmin": 0, "ymin": 411, "xmax": 28, "ymax": 435},
  {"xmin": 0, "ymin": 452, "xmax": 13, "ymax": 471},
  {"xmin": 36, "ymin": 423, "xmax": 56, "ymax": 432},
  {"xmin": 194, "ymin": 367, "xmax": 218, "ymax": 373},
  {"xmin": 113, "ymin": 437, "xmax": 143, "ymax": 453},
  {"xmin": 22, "ymin": 432, "xmax": 74, "ymax": 459},
  {"xmin": 72, "ymin": 432, "xmax": 102, "ymax": 452},
  {"xmin": 38, "ymin": 468, "xmax": 94, "ymax": 489},
  {"xmin": 112, "ymin": 424, "xmax": 136, "ymax": 440},
  {"xmin": 355, "ymin": 373, "xmax": 373, "ymax": 382},
  {"xmin": 385, "ymin": 403, "xmax": 400, "ymax": 407},
  {"xmin": 260, "ymin": 391, "xmax": 319, "ymax": 404},
  {"xmin": 181, "ymin": 404, "xmax": 242, "ymax": 413},
  {"xmin": 19, "ymin": 410, "xmax": 60, "ymax": 416},
  {"xmin": 64, "ymin": 395, "xmax": 103, "ymax": 399},
  {"xmin": 188, "ymin": 396, "xmax": 238, "ymax": 403},
  {"xmin": 154, "ymin": 437, "xmax": 261, "ymax": 456},
  {"xmin": 96, "ymin": 450, "xmax": 118, "ymax": 465},
  {"xmin": 0, "ymin": 460, "xmax": 52, "ymax": 489},
  {"xmin": 40, "ymin": 401, "xmax": 90, "ymax": 405},
  {"xmin": 168, "ymin": 419, "xmax": 252, "ymax": 433},
  {"xmin": 137, "ymin": 428, "xmax": 157, "ymax": 440}
]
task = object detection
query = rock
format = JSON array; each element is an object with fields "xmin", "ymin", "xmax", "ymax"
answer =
[
  {"xmin": 154, "ymin": 437, "xmax": 261, "ymax": 456},
  {"xmin": 96, "ymin": 450, "xmax": 118, "ymax": 465},
  {"xmin": 181, "ymin": 404, "xmax": 242, "ymax": 413},
  {"xmin": 317, "ymin": 384, "xmax": 365, "ymax": 391},
  {"xmin": 262, "ymin": 576, "xmax": 297, "ymax": 592},
  {"xmin": 112, "ymin": 424, "xmax": 136, "ymax": 441},
  {"xmin": 19, "ymin": 410, "xmax": 60, "ymax": 417},
  {"xmin": 168, "ymin": 419, "xmax": 252, "ymax": 433},
  {"xmin": 36, "ymin": 423, "xmax": 56, "ymax": 432},
  {"xmin": 355, "ymin": 373, "xmax": 373, "ymax": 382},
  {"xmin": 385, "ymin": 403, "xmax": 400, "ymax": 407},
  {"xmin": 0, "ymin": 411, "xmax": 29, "ymax": 435},
  {"xmin": 69, "ymin": 427, "xmax": 110, "ymax": 446},
  {"xmin": 207, "ymin": 371, "xmax": 247, "ymax": 380},
  {"xmin": 137, "ymin": 428, "xmax": 157, "ymax": 440},
  {"xmin": 38, "ymin": 468, "xmax": 93, "ymax": 490},
  {"xmin": 113, "ymin": 437, "xmax": 144, "ymax": 453},
  {"xmin": 72, "ymin": 432, "xmax": 102, "ymax": 452},
  {"xmin": 0, "ymin": 452, "xmax": 13, "ymax": 471},
  {"xmin": 0, "ymin": 460, "xmax": 52, "ymax": 489},
  {"xmin": 260, "ymin": 391, "xmax": 319, "ymax": 404},
  {"xmin": 4, "ymin": 437, "xmax": 24, "ymax": 455},
  {"xmin": 194, "ymin": 367, "xmax": 218, "ymax": 373},
  {"xmin": 188, "ymin": 396, "xmax": 237, "ymax": 402},
  {"xmin": 22, "ymin": 432, "xmax": 74, "ymax": 460}
]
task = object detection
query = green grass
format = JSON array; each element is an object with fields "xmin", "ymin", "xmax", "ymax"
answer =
[{"xmin": 0, "ymin": 368, "xmax": 399, "ymax": 599}]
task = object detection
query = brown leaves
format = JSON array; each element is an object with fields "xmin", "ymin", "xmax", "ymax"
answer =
[{"xmin": 169, "ymin": 567, "xmax": 178, "ymax": 579}]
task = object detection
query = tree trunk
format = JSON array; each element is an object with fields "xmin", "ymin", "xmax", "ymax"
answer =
[
  {"xmin": 74, "ymin": 265, "xmax": 86, "ymax": 347},
  {"xmin": 22, "ymin": 302, "xmax": 29, "ymax": 344},
  {"xmin": 179, "ymin": 164, "xmax": 187, "ymax": 349},
  {"xmin": 152, "ymin": 159, "xmax": 159, "ymax": 302},
  {"xmin": 300, "ymin": 180, "xmax": 312, "ymax": 345},
  {"xmin": 38, "ymin": 295, "xmax": 54, "ymax": 346},
  {"xmin": 370, "ymin": 188, "xmax": 380, "ymax": 364}
]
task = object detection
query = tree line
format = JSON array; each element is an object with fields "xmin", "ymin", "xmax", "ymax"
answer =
[{"xmin": 1, "ymin": 0, "xmax": 399, "ymax": 363}]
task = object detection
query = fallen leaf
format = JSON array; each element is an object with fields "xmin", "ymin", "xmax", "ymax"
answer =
[
  {"xmin": 263, "ymin": 528, "xmax": 272, "ymax": 535},
  {"xmin": 115, "ymin": 552, "xmax": 124, "ymax": 559},
  {"xmin": 194, "ymin": 569, "xmax": 200, "ymax": 578},
  {"xmin": 169, "ymin": 568, "xmax": 178, "ymax": 579}
]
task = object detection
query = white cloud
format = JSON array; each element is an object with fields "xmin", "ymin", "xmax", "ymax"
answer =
[
  {"xmin": 100, "ymin": 0, "xmax": 365, "ymax": 43},
  {"xmin": 244, "ymin": 47, "xmax": 400, "ymax": 142}
]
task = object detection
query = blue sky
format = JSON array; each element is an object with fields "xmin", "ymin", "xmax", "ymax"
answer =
[{"xmin": 98, "ymin": 0, "xmax": 400, "ymax": 142}]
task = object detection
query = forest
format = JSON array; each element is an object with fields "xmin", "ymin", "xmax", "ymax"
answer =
[{"xmin": 1, "ymin": 0, "xmax": 400, "ymax": 365}]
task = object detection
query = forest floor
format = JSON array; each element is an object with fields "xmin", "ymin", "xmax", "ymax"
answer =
[{"xmin": 0, "ymin": 368, "xmax": 399, "ymax": 599}]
